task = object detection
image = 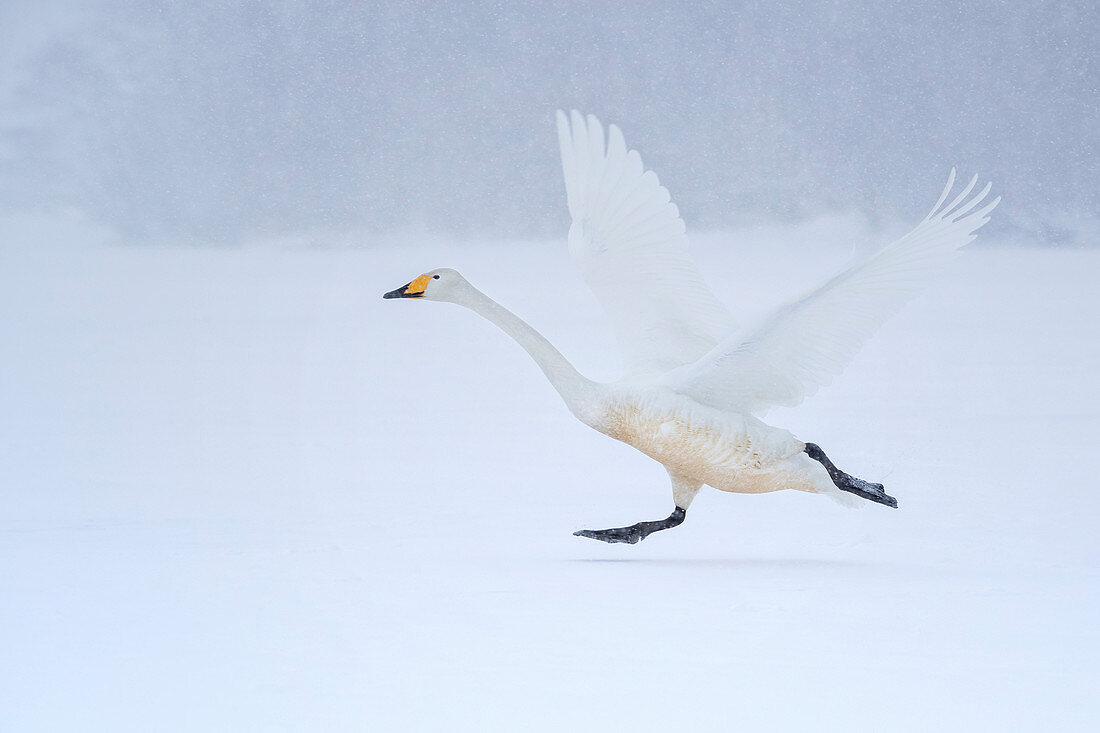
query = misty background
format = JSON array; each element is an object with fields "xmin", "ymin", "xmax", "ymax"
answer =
[
  {"xmin": 1, "ymin": 0, "xmax": 1096, "ymax": 245},
  {"xmin": 4, "ymin": 4, "xmax": 1100, "ymax": 729}
]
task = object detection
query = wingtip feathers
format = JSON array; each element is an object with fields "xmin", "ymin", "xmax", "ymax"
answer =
[{"xmin": 927, "ymin": 168, "xmax": 999, "ymax": 237}]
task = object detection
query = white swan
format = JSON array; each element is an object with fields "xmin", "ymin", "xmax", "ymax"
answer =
[{"xmin": 384, "ymin": 111, "xmax": 999, "ymax": 544}]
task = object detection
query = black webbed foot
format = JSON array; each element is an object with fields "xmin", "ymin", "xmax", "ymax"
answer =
[
  {"xmin": 574, "ymin": 507, "xmax": 687, "ymax": 544},
  {"xmin": 835, "ymin": 474, "xmax": 897, "ymax": 508},
  {"xmin": 804, "ymin": 442, "xmax": 898, "ymax": 508},
  {"xmin": 573, "ymin": 526, "xmax": 646, "ymax": 544}
]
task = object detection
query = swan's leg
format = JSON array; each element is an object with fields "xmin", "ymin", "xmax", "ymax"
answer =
[
  {"xmin": 573, "ymin": 506, "xmax": 686, "ymax": 544},
  {"xmin": 574, "ymin": 473, "xmax": 701, "ymax": 544},
  {"xmin": 803, "ymin": 442, "xmax": 898, "ymax": 508}
]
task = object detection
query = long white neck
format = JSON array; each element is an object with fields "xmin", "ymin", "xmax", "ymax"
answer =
[{"xmin": 452, "ymin": 284, "xmax": 600, "ymax": 420}]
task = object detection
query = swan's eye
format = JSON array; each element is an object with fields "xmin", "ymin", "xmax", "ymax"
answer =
[{"xmin": 433, "ymin": 275, "xmax": 440, "ymax": 279}]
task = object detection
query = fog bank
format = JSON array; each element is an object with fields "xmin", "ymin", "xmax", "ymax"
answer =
[{"xmin": 1, "ymin": 1, "xmax": 1096, "ymax": 243}]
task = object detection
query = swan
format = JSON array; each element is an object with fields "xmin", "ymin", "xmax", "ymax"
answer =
[{"xmin": 384, "ymin": 111, "xmax": 999, "ymax": 544}]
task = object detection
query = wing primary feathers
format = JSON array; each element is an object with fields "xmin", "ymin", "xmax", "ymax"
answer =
[
  {"xmin": 663, "ymin": 170, "xmax": 999, "ymax": 415},
  {"xmin": 924, "ymin": 167, "xmax": 956, "ymax": 220},
  {"xmin": 942, "ymin": 174, "xmax": 978, "ymax": 217},
  {"xmin": 555, "ymin": 111, "xmax": 737, "ymax": 378},
  {"xmin": 556, "ymin": 111, "xmax": 577, "ymax": 215}
]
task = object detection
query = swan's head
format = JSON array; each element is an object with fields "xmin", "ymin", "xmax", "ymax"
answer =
[{"xmin": 383, "ymin": 268, "xmax": 465, "ymax": 302}]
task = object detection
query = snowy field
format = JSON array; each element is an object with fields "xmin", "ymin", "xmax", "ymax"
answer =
[{"xmin": 2, "ymin": 216, "xmax": 1098, "ymax": 730}]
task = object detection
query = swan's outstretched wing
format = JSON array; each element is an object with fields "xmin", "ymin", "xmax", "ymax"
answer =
[
  {"xmin": 557, "ymin": 110, "xmax": 736, "ymax": 378},
  {"xmin": 663, "ymin": 170, "xmax": 1000, "ymax": 415}
]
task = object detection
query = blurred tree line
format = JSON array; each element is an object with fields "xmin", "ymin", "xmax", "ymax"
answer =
[{"xmin": 1, "ymin": 1, "xmax": 1095, "ymax": 244}]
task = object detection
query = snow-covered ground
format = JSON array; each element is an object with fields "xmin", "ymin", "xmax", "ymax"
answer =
[{"xmin": 2, "ymin": 216, "xmax": 1098, "ymax": 730}]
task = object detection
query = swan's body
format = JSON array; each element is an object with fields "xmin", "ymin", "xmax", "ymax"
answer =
[
  {"xmin": 385, "ymin": 111, "xmax": 999, "ymax": 543},
  {"xmin": 597, "ymin": 388, "xmax": 823, "ymax": 499}
]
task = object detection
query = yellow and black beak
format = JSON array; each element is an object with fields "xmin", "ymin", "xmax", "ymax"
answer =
[{"xmin": 383, "ymin": 274, "xmax": 432, "ymax": 300}]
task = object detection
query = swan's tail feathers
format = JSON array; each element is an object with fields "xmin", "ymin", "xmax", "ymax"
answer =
[{"xmin": 804, "ymin": 443, "xmax": 898, "ymax": 509}]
